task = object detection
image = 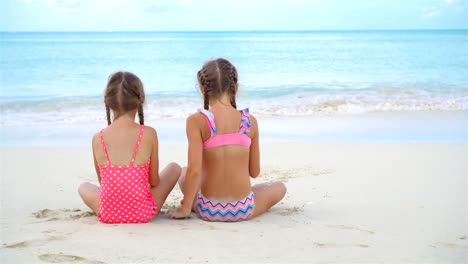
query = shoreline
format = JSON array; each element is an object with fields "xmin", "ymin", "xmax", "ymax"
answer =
[{"xmin": 2, "ymin": 111, "xmax": 467, "ymax": 146}]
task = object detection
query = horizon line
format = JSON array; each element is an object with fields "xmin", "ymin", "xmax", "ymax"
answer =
[{"xmin": 1, "ymin": 28, "xmax": 468, "ymax": 33}]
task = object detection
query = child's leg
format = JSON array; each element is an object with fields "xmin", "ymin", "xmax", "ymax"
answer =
[
  {"xmin": 78, "ymin": 182, "xmax": 100, "ymax": 213},
  {"xmin": 177, "ymin": 167, "xmax": 200, "ymax": 212},
  {"xmin": 150, "ymin": 162, "xmax": 182, "ymax": 214},
  {"xmin": 250, "ymin": 181, "xmax": 287, "ymax": 218}
]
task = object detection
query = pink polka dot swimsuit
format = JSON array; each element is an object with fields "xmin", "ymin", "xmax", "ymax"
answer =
[{"xmin": 97, "ymin": 125, "xmax": 157, "ymax": 224}]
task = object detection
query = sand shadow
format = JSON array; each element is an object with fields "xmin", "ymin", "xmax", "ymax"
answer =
[
  {"xmin": 3, "ymin": 236, "xmax": 62, "ymax": 249},
  {"xmin": 313, "ymin": 242, "xmax": 370, "ymax": 248},
  {"xmin": 256, "ymin": 166, "xmax": 334, "ymax": 182},
  {"xmin": 433, "ymin": 242, "xmax": 468, "ymax": 250},
  {"xmin": 277, "ymin": 206, "xmax": 304, "ymax": 216},
  {"xmin": 327, "ymin": 224, "xmax": 375, "ymax": 234},
  {"xmin": 32, "ymin": 208, "xmax": 96, "ymax": 222},
  {"xmin": 38, "ymin": 253, "xmax": 106, "ymax": 264}
]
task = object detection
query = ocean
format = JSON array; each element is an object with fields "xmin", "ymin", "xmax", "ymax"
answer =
[{"xmin": 1, "ymin": 30, "xmax": 467, "ymax": 144}]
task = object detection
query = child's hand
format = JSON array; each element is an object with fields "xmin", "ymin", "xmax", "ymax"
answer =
[{"xmin": 167, "ymin": 206, "xmax": 191, "ymax": 219}]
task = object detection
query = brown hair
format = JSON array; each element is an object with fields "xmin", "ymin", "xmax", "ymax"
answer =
[
  {"xmin": 104, "ymin": 71, "xmax": 145, "ymax": 125},
  {"xmin": 197, "ymin": 58, "xmax": 238, "ymax": 110}
]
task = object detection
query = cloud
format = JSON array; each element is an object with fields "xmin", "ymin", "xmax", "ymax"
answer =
[
  {"xmin": 444, "ymin": 0, "xmax": 460, "ymax": 5},
  {"xmin": 422, "ymin": 6, "xmax": 442, "ymax": 19},
  {"xmin": 22, "ymin": 0, "xmax": 88, "ymax": 14},
  {"xmin": 136, "ymin": 1, "xmax": 186, "ymax": 14},
  {"xmin": 23, "ymin": 0, "xmax": 86, "ymax": 8},
  {"xmin": 12, "ymin": 0, "xmax": 467, "ymax": 31},
  {"xmin": 57, "ymin": 0, "xmax": 85, "ymax": 8},
  {"xmin": 421, "ymin": 0, "xmax": 466, "ymax": 20},
  {"xmin": 22, "ymin": 0, "xmax": 187, "ymax": 16}
]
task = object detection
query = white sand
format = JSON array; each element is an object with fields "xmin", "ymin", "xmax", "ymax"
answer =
[{"xmin": 1, "ymin": 143, "xmax": 467, "ymax": 263}]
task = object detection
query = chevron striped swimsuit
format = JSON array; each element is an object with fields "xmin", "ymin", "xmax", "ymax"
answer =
[{"xmin": 196, "ymin": 108, "xmax": 255, "ymax": 222}]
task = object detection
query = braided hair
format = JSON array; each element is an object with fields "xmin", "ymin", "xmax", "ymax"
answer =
[
  {"xmin": 105, "ymin": 104, "xmax": 111, "ymax": 125},
  {"xmin": 104, "ymin": 71, "xmax": 145, "ymax": 125},
  {"xmin": 197, "ymin": 58, "xmax": 238, "ymax": 110},
  {"xmin": 198, "ymin": 70, "xmax": 211, "ymax": 110},
  {"xmin": 229, "ymin": 66, "xmax": 238, "ymax": 109}
]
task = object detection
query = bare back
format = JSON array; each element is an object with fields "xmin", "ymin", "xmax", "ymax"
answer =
[
  {"xmin": 93, "ymin": 124, "xmax": 152, "ymax": 166},
  {"xmin": 191, "ymin": 107, "xmax": 259, "ymax": 202},
  {"xmin": 92, "ymin": 122, "xmax": 160, "ymax": 186}
]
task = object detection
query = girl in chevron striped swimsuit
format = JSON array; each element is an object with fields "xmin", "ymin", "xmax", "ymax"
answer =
[{"xmin": 167, "ymin": 58, "xmax": 287, "ymax": 222}]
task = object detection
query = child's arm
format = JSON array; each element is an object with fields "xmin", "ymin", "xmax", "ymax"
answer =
[
  {"xmin": 249, "ymin": 115, "xmax": 260, "ymax": 178},
  {"xmin": 91, "ymin": 134, "xmax": 102, "ymax": 183},
  {"xmin": 147, "ymin": 127, "xmax": 160, "ymax": 187},
  {"xmin": 168, "ymin": 114, "xmax": 203, "ymax": 218}
]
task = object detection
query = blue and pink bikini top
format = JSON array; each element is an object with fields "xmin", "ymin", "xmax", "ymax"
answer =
[{"xmin": 198, "ymin": 108, "xmax": 252, "ymax": 149}]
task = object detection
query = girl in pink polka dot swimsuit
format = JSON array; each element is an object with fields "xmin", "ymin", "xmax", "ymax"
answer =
[{"xmin": 78, "ymin": 71, "xmax": 181, "ymax": 224}]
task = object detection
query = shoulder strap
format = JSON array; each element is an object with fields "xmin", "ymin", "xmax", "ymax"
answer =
[
  {"xmin": 99, "ymin": 129, "xmax": 111, "ymax": 165},
  {"xmin": 198, "ymin": 109, "xmax": 216, "ymax": 136},
  {"xmin": 239, "ymin": 108, "xmax": 251, "ymax": 134},
  {"xmin": 131, "ymin": 125, "xmax": 145, "ymax": 165}
]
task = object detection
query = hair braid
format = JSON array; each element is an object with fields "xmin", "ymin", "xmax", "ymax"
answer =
[
  {"xmin": 198, "ymin": 70, "xmax": 211, "ymax": 110},
  {"xmin": 105, "ymin": 104, "xmax": 111, "ymax": 125},
  {"xmin": 138, "ymin": 104, "xmax": 144, "ymax": 125},
  {"xmin": 203, "ymin": 91, "xmax": 210, "ymax": 110},
  {"xmin": 229, "ymin": 66, "xmax": 237, "ymax": 109}
]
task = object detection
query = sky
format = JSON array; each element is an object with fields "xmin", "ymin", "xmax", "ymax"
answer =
[{"xmin": 1, "ymin": 0, "xmax": 467, "ymax": 31}]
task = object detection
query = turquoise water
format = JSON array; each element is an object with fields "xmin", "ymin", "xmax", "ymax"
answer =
[{"xmin": 1, "ymin": 30, "xmax": 467, "ymax": 144}]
